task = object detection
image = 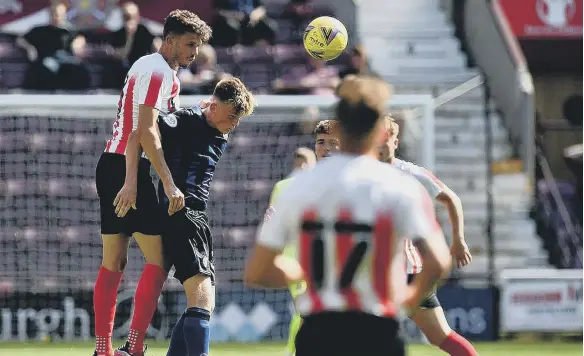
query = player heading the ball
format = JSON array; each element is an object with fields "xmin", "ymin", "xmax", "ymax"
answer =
[{"xmin": 94, "ymin": 9, "xmax": 212, "ymax": 356}]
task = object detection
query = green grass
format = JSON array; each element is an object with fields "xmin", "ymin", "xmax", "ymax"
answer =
[{"xmin": 0, "ymin": 341, "xmax": 581, "ymax": 356}]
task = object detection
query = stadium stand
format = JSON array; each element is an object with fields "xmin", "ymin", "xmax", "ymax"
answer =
[
  {"xmin": 0, "ymin": 0, "xmax": 581, "ymax": 347},
  {"xmin": 358, "ymin": 0, "xmax": 549, "ymax": 277}
]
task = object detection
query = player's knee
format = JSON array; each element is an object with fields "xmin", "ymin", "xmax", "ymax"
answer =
[
  {"xmin": 184, "ymin": 275, "xmax": 215, "ymax": 312},
  {"xmin": 143, "ymin": 254, "xmax": 165, "ymax": 268},
  {"xmin": 102, "ymin": 254, "xmax": 128, "ymax": 272},
  {"xmin": 425, "ymin": 323, "xmax": 452, "ymax": 346},
  {"xmin": 133, "ymin": 233, "xmax": 164, "ymax": 267}
]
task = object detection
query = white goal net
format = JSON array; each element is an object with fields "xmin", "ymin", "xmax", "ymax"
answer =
[{"xmin": 0, "ymin": 94, "xmax": 434, "ymax": 342}]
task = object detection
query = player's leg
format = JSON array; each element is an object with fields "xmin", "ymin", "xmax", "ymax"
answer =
[
  {"xmin": 168, "ymin": 274, "xmax": 214, "ymax": 356},
  {"xmin": 94, "ymin": 153, "xmax": 132, "ymax": 356},
  {"xmin": 285, "ymin": 313, "xmax": 302, "ymax": 356},
  {"xmin": 121, "ymin": 233, "xmax": 167, "ymax": 355},
  {"xmin": 411, "ymin": 306, "xmax": 479, "ymax": 356},
  {"xmin": 181, "ymin": 275, "xmax": 214, "ymax": 356},
  {"xmin": 285, "ymin": 279, "xmax": 306, "ymax": 356},
  {"xmin": 165, "ymin": 209, "xmax": 215, "ymax": 356},
  {"xmin": 122, "ymin": 163, "xmax": 168, "ymax": 356},
  {"xmin": 95, "ymin": 234, "xmax": 130, "ymax": 356}
]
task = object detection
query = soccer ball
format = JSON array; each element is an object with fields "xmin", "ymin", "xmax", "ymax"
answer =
[{"xmin": 303, "ymin": 16, "xmax": 349, "ymax": 61}]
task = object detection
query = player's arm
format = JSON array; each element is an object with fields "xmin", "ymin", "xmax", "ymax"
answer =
[
  {"xmin": 245, "ymin": 199, "xmax": 304, "ymax": 288},
  {"xmin": 435, "ymin": 182, "xmax": 472, "ymax": 267},
  {"xmin": 417, "ymin": 167, "xmax": 471, "ymax": 267},
  {"xmin": 245, "ymin": 246, "xmax": 304, "ymax": 288},
  {"xmin": 409, "ymin": 236, "xmax": 450, "ymax": 307},
  {"xmin": 16, "ymin": 30, "xmax": 38, "ymax": 61},
  {"xmin": 113, "ymin": 131, "xmax": 142, "ymax": 217},
  {"xmin": 422, "ymin": 168, "xmax": 472, "ymax": 267},
  {"xmin": 136, "ymin": 72, "xmax": 184, "ymax": 215},
  {"xmin": 435, "ymin": 184, "xmax": 464, "ymax": 241},
  {"xmin": 398, "ymin": 186, "xmax": 452, "ymax": 312}
]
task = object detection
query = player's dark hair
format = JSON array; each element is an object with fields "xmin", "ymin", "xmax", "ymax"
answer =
[
  {"xmin": 163, "ymin": 10, "xmax": 212, "ymax": 43},
  {"xmin": 335, "ymin": 75, "xmax": 391, "ymax": 141},
  {"xmin": 313, "ymin": 120, "xmax": 338, "ymax": 135},
  {"xmin": 213, "ymin": 77, "xmax": 256, "ymax": 118}
]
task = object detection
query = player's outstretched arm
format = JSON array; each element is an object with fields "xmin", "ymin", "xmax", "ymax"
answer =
[
  {"xmin": 113, "ymin": 131, "xmax": 141, "ymax": 217},
  {"xmin": 137, "ymin": 104, "xmax": 184, "ymax": 215},
  {"xmin": 244, "ymin": 245, "xmax": 304, "ymax": 289},
  {"xmin": 246, "ymin": 196, "xmax": 302, "ymax": 289},
  {"xmin": 435, "ymin": 181, "xmax": 472, "ymax": 268},
  {"xmin": 406, "ymin": 235, "xmax": 452, "ymax": 313},
  {"xmin": 398, "ymin": 183, "xmax": 452, "ymax": 313}
]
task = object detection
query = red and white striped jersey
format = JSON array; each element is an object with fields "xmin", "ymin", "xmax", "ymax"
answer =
[
  {"xmin": 257, "ymin": 154, "xmax": 441, "ymax": 318},
  {"xmin": 393, "ymin": 158, "xmax": 443, "ymax": 274},
  {"xmin": 105, "ymin": 53, "xmax": 180, "ymax": 155}
]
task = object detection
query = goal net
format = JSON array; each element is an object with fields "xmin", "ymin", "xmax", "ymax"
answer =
[{"xmin": 0, "ymin": 93, "xmax": 434, "ymax": 342}]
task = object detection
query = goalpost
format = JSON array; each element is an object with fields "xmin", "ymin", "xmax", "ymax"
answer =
[{"xmin": 0, "ymin": 94, "xmax": 434, "ymax": 342}]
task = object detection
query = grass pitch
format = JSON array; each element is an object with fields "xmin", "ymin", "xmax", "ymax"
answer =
[{"xmin": 0, "ymin": 341, "xmax": 582, "ymax": 356}]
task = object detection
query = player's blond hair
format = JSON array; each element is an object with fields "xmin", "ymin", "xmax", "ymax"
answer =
[
  {"xmin": 335, "ymin": 75, "xmax": 391, "ymax": 138},
  {"xmin": 163, "ymin": 10, "xmax": 212, "ymax": 43},
  {"xmin": 384, "ymin": 114, "xmax": 400, "ymax": 136},
  {"xmin": 294, "ymin": 147, "xmax": 317, "ymax": 167},
  {"xmin": 213, "ymin": 77, "xmax": 256, "ymax": 118}
]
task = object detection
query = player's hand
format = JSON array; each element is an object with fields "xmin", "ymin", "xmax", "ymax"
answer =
[
  {"xmin": 113, "ymin": 183, "xmax": 137, "ymax": 218},
  {"xmin": 451, "ymin": 239, "xmax": 472, "ymax": 268},
  {"xmin": 403, "ymin": 286, "xmax": 420, "ymax": 316},
  {"xmin": 27, "ymin": 47, "xmax": 38, "ymax": 62},
  {"xmin": 164, "ymin": 183, "xmax": 185, "ymax": 216}
]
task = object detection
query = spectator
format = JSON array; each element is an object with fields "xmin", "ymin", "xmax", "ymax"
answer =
[
  {"xmin": 272, "ymin": 57, "xmax": 339, "ymax": 95},
  {"xmin": 338, "ymin": 45, "xmax": 376, "ymax": 79},
  {"xmin": 178, "ymin": 44, "xmax": 230, "ymax": 95},
  {"xmin": 17, "ymin": 1, "xmax": 90, "ymax": 90},
  {"xmin": 564, "ymin": 143, "xmax": 583, "ymax": 225},
  {"xmin": 283, "ymin": 0, "xmax": 316, "ymax": 30},
  {"xmin": 562, "ymin": 94, "xmax": 583, "ymax": 127},
  {"xmin": 101, "ymin": 2, "xmax": 157, "ymax": 88},
  {"xmin": 107, "ymin": 2, "xmax": 156, "ymax": 68},
  {"xmin": 211, "ymin": 0, "xmax": 276, "ymax": 47}
]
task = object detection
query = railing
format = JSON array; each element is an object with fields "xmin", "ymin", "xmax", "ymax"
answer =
[
  {"xmin": 534, "ymin": 124, "xmax": 583, "ymax": 268},
  {"xmin": 462, "ymin": 0, "xmax": 535, "ymax": 181}
]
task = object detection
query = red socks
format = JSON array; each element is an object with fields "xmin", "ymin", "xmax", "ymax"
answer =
[
  {"xmin": 94, "ymin": 266, "xmax": 124, "ymax": 356},
  {"xmin": 128, "ymin": 264, "xmax": 167, "ymax": 354},
  {"xmin": 439, "ymin": 331, "xmax": 479, "ymax": 356}
]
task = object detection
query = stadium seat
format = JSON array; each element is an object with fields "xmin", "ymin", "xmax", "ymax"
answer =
[{"xmin": 234, "ymin": 47, "xmax": 274, "ymax": 92}]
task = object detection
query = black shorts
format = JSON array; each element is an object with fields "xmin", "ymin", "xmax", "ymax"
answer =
[
  {"xmin": 295, "ymin": 311, "xmax": 405, "ymax": 356},
  {"xmin": 163, "ymin": 208, "xmax": 215, "ymax": 285},
  {"xmin": 407, "ymin": 273, "xmax": 441, "ymax": 309},
  {"xmin": 95, "ymin": 152, "xmax": 161, "ymax": 236}
]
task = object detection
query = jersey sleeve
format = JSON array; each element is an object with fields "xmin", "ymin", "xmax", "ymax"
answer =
[
  {"xmin": 410, "ymin": 165, "xmax": 443, "ymax": 199},
  {"xmin": 136, "ymin": 70, "xmax": 172, "ymax": 110},
  {"xmin": 394, "ymin": 182, "xmax": 441, "ymax": 242},
  {"xmin": 269, "ymin": 181, "xmax": 283, "ymax": 206},
  {"xmin": 257, "ymin": 189, "xmax": 294, "ymax": 250}
]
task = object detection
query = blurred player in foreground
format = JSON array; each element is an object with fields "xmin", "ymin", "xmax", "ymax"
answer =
[
  {"xmin": 245, "ymin": 75, "xmax": 452, "ymax": 356},
  {"xmin": 159, "ymin": 78, "xmax": 255, "ymax": 356},
  {"xmin": 380, "ymin": 115, "xmax": 478, "ymax": 356},
  {"xmin": 94, "ymin": 10, "xmax": 211, "ymax": 356}
]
